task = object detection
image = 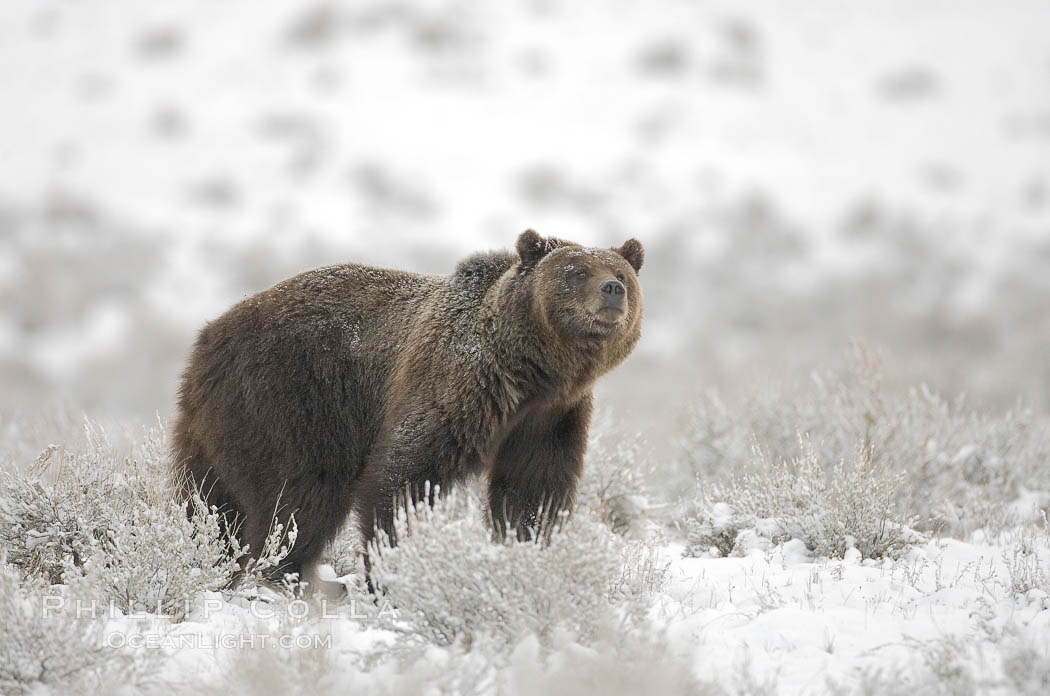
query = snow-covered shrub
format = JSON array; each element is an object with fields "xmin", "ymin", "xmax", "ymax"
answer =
[
  {"xmin": 235, "ymin": 516, "xmax": 300, "ymax": 591},
  {"xmin": 1001, "ymin": 513, "xmax": 1050, "ymax": 598},
  {"xmin": 685, "ymin": 438, "xmax": 922, "ymax": 560},
  {"xmin": 579, "ymin": 420, "xmax": 657, "ymax": 536},
  {"xmin": 64, "ymin": 492, "xmax": 297, "ymax": 618},
  {"xmin": 612, "ymin": 537, "xmax": 670, "ymax": 611},
  {"xmin": 321, "ymin": 522, "xmax": 361, "ymax": 578},
  {"xmin": 368, "ymin": 488, "xmax": 666, "ymax": 650},
  {"xmin": 675, "ymin": 390, "xmax": 756, "ymax": 485},
  {"xmin": 0, "ymin": 561, "xmax": 134, "ymax": 694},
  {"xmin": 683, "ymin": 500, "xmax": 779, "ymax": 558},
  {"xmin": 1, "ymin": 420, "xmax": 297, "ymax": 617},
  {"xmin": 0, "ymin": 431, "xmax": 162, "ymax": 583},
  {"xmin": 62, "ymin": 496, "xmax": 245, "ymax": 618},
  {"xmin": 678, "ymin": 348, "xmax": 1050, "ymax": 538}
]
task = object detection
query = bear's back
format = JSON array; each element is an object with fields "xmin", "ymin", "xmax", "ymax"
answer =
[
  {"xmin": 260, "ymin": 262, "xmax": 440, "ymax": 341},
  {"xmin": 195, "ymin": 262, "xmax": 440, "ymax": 367}
]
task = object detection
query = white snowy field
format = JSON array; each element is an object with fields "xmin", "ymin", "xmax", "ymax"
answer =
[
  {"xmin": 3, "ymin": 0, "xmax": 1050, "ymax": 694},
  {"xmin": 36, "ymin": 534, "xmax": 1050, "ymax": 695}
]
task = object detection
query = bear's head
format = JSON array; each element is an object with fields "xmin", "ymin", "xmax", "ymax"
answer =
[{"xmin": 516, "ymin": 229, "xmax": 644, "ymax": 348}]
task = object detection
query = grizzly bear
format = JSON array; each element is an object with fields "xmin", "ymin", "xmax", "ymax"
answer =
[{"xmin": 171, "ymin": 230, "xmax": 643, "ymax": 594}]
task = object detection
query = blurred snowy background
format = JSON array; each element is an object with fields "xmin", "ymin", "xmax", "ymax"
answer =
[{"xmin": 2, "ymin": 0, "xmax": 1050, "ymax": 450}]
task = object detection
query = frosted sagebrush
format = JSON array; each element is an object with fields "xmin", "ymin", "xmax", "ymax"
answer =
[
  {"xmin": 368, "ymin": 488, "xmax": 666, "ymax": 650},
  {"xmin": 0, "ymin": 423, "xmax": 171, "ymax": 584},
  {"xmin": 63, "ymin": 494, "xmax": 298, "ymax": 618},
  {"xmin": 0, "ymin": 422, "xmax": 298, "ymax": 617},
  {"xmin": 0, "ymin": 561, "xmax": 132, "ymax": 694},
  {"xmin": 685, "ymin": 438, "xmax": 922, "ymax": 560},
  {"xmin": 678, "ymin": 349, "xmax": 1050, "ymax": 538},
  {"xmin": 63, "ymin": 496, "xmax": 237, "ymax": 618},
  {"xmin": 1001, "ymin": 513, "xmax": 1050, "ymax": 598},
  {"xmin": 320, "ymin": 522, "xmax": 360, "ymax": 579},
  {"xmin": 579, "ymin": 422, "xmax": 657, "ymax": 536},
  {"xmin": 0, "ymin": 465, "xmax": 115, "ymax": 584}
]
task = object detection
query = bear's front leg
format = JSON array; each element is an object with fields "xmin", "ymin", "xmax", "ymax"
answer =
[{"xmin": 488, "ymin": 396, "xmax": 592, "ymax": 542}]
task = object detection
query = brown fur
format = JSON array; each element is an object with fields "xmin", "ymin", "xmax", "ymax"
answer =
[{"xmin": 171, "ymin": 230, "xmax": 644, "ymax": 585}]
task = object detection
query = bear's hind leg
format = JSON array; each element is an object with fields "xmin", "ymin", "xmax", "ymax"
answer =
[
  {"xmin": 354, "ymin": 446, "xmax": 452, "ymax": 595},
  {"xmin": 252, "ymin": 480, "xmax": 353, "ymax": 596}
]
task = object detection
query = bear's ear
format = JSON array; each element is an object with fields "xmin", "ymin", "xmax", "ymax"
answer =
[
  {"xmin": 616, "ymin": 238, "xmax": 644, "ymax": 273},
  {"xmin": 516, "ymin": 229, "xmax": 549, "ymax": 267}
]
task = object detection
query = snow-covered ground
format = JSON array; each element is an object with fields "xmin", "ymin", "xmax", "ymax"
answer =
[
  {"xmin": 666, "ymin": 538, "xmax": 1050, "ymax": 692},
  {"xmin": 76, "ymin": 535, "xmax": 1050, "ymax": 694}
]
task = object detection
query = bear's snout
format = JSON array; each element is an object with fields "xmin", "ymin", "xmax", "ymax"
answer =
[{"xmin": 600, "ymin": 280, "xmax": 626, "ymax": 311}]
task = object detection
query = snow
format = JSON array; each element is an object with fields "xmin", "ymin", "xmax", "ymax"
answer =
[
  {"xmin": 77, "ymin": 533, "xmax": 1048, "ymax": 694},
  {"xmin": 666, "ymin": 536, "xmax": 1047, "ymax": 690}
]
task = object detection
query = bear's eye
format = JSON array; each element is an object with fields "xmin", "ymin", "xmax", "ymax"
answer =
[
  {"xmin": 615, "ymin": 272, "xmax": 625, "ymax": 282},
  {"xmin": 573, "ymin": 268, "xmax": 590, "ymax": 279}
]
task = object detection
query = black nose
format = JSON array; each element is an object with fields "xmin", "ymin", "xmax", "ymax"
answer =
[{"xmin": 600, "ymin": 280, "xmax": 626, "ymax": 308}]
